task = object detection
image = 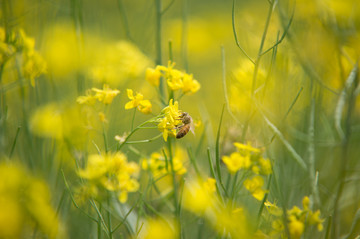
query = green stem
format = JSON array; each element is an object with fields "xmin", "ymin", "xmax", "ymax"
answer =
[
  {"xmin": 9, "ymin": 126, "xmax": 21, "ymax": 158},
  {"xmin": 102, "ymin": 123, "xmax": 108, "ymax": 153},
  {"xmin": 167, "ymin": 138, "xmax": 179, "ymax": 219},
  {"xmin": 155, "ymin": 0, "xmax": 165, "ymax": 100},
  {"xmin": 251, "ymin": 0, "xmax": 275, "ymax": 96},
  {"xmin": 131, "ymin": 108, "xmax": 136, "ymax": 131}
]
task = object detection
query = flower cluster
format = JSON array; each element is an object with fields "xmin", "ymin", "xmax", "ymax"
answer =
[
  {"xmin": 88, "ymin": 41, "xmax": 152, "ymax": 85},
  {"xmin": 77, "ymin": 84, "xmax": 120, "ymax": 105},
  {"xmin": 222, "ymin": 142, "xmax": 272, "ymax": 201},
  {"xmin": 146, "ymin": 61, "xmax": 201, "ymax": 95},
  {"xmin": 142, "ymin": 150, "xmax": 187, "ymax": 179},
  {"xmin": 157, "ymin": 99, "xmax": 182, "ymax": 141},
  {"xmin": 0, "ymin": 28, "xmax": 47, "ymax": 86},
  {"xmin": 78, "ymin": 152, "xmax": 140, "ymax": 203},
  {"xmin": 0, "ymin": 162, "xmax": 60, "ymax": 238},
  {"xmin": 139, "ymin": 217, "xmax": 178, "ymax": 239},
  {"xmin": 265, "ymin": 196, "xmax": 324, "ymax": 239},
  {"xmin": 183, "ymin": 178, "xmax": 251, "ymax": 238},
  {"xmin": 124, "ymin": 89, "xmax": 152, "ymax": 114}
]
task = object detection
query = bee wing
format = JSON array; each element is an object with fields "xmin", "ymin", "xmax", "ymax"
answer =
[{"xmin": 190, "ymin": 123, "xmax": 195, "ymax": 136}]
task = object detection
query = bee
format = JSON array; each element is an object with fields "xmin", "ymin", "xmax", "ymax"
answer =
[{"xmin": 176, "ymin": 112, "xmax": 194, "ymax": 139}]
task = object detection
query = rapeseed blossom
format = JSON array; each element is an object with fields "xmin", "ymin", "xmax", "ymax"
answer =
[
  {"xmin": 125, "ymin": 89, "xmax": 152, "ymax": 114},
  {"xmin": 157, "ymin": 99, "xmax": 182, "ymax": 141},
  {"xmin": 0, "ymin": 162, "xmax": 60, "ymax": 238},
  {"xmin": 266, "ymin": 196, "xmax": 324, "ymax": 239},
  {"xmin": 77, "ymin": 84, "xmax": 120, "ymax": 105},
  {"xmin": 142, "ymin": 151, "xmax": 187, "ymax": 179},
  {"xmin": 139, "ymin": 217, "xmax": 178, "ymax": 239},
  {"xmin": 146, "ymin": 61, "xmax": 200, "ymax": 95},
  {"xmin": 78, "ymin": 152, "xmax": 139, "ymax": 203},
  {"xmin": 0, "ymin": 28, "xmax": 47, "ymax": 86},
  {"xmin": 183, "ymin": 178, "xmax": 218, "ymax": 215},
  {"xmin": 243, "ymin": 175, "xmax": 266, "ymax": 201},
  {"xmin": 222, "ymin": 142, "xmax": 272, "ymax": 201}
]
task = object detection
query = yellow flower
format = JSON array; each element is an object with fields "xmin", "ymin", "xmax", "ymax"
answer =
[
  {"xmin": 302, "ymin": 196, "xmax": 310, "ymax": 211},
  {"xmin": 234, "ymin": 142, "xmax": 261, "ymax": 154},
  {"xmin": 259, "ymin": 158, "xmax": 272, "ymax": 175},
  {"xmin": 157, "ymin": 99, "xmax": 182, "ymax": 141},
  {"xmin": 203, "ymin": 177, "xmax": 217, "ymax": 193},
  {"xmin": 145, "ymin": 67, "xmax": 161, "ymax": 86},
  {"xmin": 140, "ymin": 218, "xmax": 178, "ymax": 239},
  {"xmin": 22, "ymin": 51, "xmax": 47, "ymax": 86},
  {"xmin": 0, "ymin": 162, "xmax": 60, "ymax": 238},
  {"xmin": 125, "ymin": 88, "xmax": 144, "ymax": 109},
  {"xmin": 181, "ymin": 73, "xmax": 201, "ymax": 94},
  {"xmin": 288, "ymin": 215, "xmax": 305, "ymax": 239},
  {"xmin": 243, "ymin": 175, "xmax": 266, "ymax": 201},
  {"xmin": 78, "ymin": 152, "xmax": 139, "ymax": 203},
  {"xmin": 92, "ymin": 84, "xmax": 120, "ymax": 105},
  {"xmin": 76, "ymin": 89, "xmax": 97, "ymax": 105},
  {"xmin": 125, "ymin": 89, "xmax": 152, "ymax": 114},
  {"xmin": 183, "ymin": 179, "xmax": 217, "ymax": 215},
  {"xmin": 138, "ymin": 99, "xmax": 152, "ymax": 114},
  {"xmin": 264, "ymin": 201, "xmax": 283, "ymax": 216},
  {"xmin": 149, "ymin": 61, "xmax": 201, "ymax": 94},
  {"xmin": 222, "ymin": 152, "xmax": 251, "ymax": 173},
  {"xmin": 308, "ymin": 210, "xmax": 324, "ymax": 231}
]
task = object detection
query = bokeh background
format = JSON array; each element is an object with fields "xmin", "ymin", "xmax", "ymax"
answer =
[{"xmin": 1, "ymin": 0, "xmax": 360, "ymax": 238}]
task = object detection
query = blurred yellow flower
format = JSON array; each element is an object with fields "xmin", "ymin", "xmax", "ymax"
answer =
[
  {"xmin": 145, "ymin": 67, "xmax": 161, "ymax": 86},
  {"xmin": 264, "ymin": 201, "xmax": 283, "ymax": 217},
  {"xmin": 182, "ymin": 73, "xmax": 201, "ymax": 95},
  {"xmin": 88, "ymin": 41, "xmax": 151, "ymax": 85},
  {"xmin": 288, "ymin": 215, "xmax": 305, "ymax": 239},
  {"xmin": 268, "ymin": 196, "xmax": 324, "ymax": 238},
  {"xmin": 222, "ymin": 152, "xmax": 251, "ymax": 173},
  {"xmin": 140, "ymin": 217, "xmax": 178, "ymax": 239},
  {"xmin": 0, "ymin": 162, "xmax": 60, "ymax": 238},
  {"xmin": 183, "ymin": 178, "xmax": 217, "ymax": 215},
  {"xmin": 243, "ymin": 175, "xmax": 266, "ymax": 201},
  {"xmin": 78, "ymin": 152, "xmax": 139, "ymax": 203},
  {"xmin": 308, "ymin": 210, "xmax": 324, "ymax": 231},
  {"xmin": 92, "ymin": 84, "xmax": 120, "ymax": 105}
]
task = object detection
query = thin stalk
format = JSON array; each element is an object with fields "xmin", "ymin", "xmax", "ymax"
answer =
[
  {"xmin": 117, "ymin": 0, "xmax": 133, "ymax": 40},
  {"xmin": 112, "ymin": 196, "xmax": 142, "ymax": 233},
  {"xmin": 90, "ymin": 200, "xmax": 110, "ymax": 237},
  {"xmin": 221, "ymin": 46, "xmax": 240, "ymax": 125},
  {"xmin": 155, "ymin": 0, "xmax": 165, "ymax": 100},
  {"xmin": 118, "ymin": 115, "xmax": 162, "ymax": 150},
  {"xmin": 107, "ymin": 193, "xmax": 112, "ymax": 239},
  {"xmin": 126, "ymin": 133, "xmax": 162, "ymax": 144},
  {"xmin": 256, "ymin": 174, "xmax": 272, "ymax": 229},
  {"xmin": 102, "ymin": 123, "xmax": 108, "ymax": 153},
  {"xmin": 232, "ymin": 0, "xmax": 255, "ymax": 64},
  {"xmin": 181, "ymin": 0, "xmax": 188, "ymax": 71},
  {"xmin": 9, "ymin": 126, "xmax": 21, "ymax": 158},
  {"xmin": 215, "ymin": 105, "xmax": 225, "ymax": 184},
  {"xmin": 131, "ymin": 108, "xmax": 136, "ymax": 131},
  {"xmin": 332, "ymin": 64, "xmax": 358, "ymax": 239},
  {"xmin": 308, "ymin": 98, "xmax": 320, "ymax": 206},
  {"xmin": 260, "ymin": 6, "xmax": 294, "ymax": 56},
  {"xmin": 251, "ymin": 0, "xmax": 275, "ymax": 96},
  {"xmin": 167, "ymin": 138, "xmax": 180, "ymax": 218},
  {"xmin": 61, "ymin": 170, "xmax": 98, "ymax": 222},
  {"xmin": 161, "ymin": 0, "xmax": 175, "ymax": 15}
]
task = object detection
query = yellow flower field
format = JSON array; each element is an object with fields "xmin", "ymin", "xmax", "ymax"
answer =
[{"xmin": 1, "ymin": 0, "xmax": 360, "ymax": 238}]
